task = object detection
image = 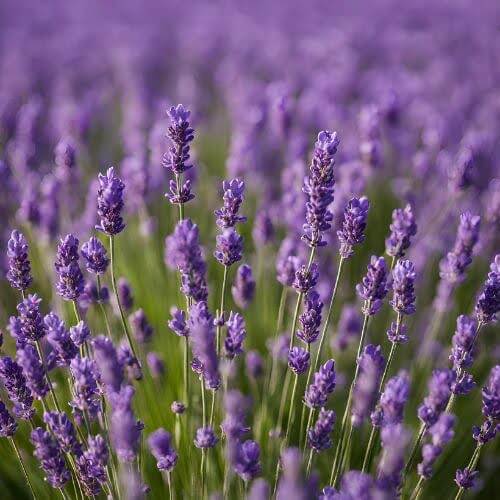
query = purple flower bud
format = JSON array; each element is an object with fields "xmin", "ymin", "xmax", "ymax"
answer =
[
  {"xmin": 69, "ymin": 321, "xmax": 91, "ymax": 348},
  {"xmin": 215, "ymin": 178, "xmax": 246, "ymax": 228},
  {"xmin": 276, "ymin": 237, "xmax": 302, "ymax": 287},
  {"xmin": 0, "ymin": 401, "xmax": 17, "ymax": 437},
  {"xmin": 165, "ymin": 219, "xmax": 208, "ymax": 302},
  {"xmin": 418, "ymin": 369, "xmax": 454, "ymax": 427},
  {"xmin": 233, "ymin": 440, "xmax": 261, "ymax": 481},
  {"xmin": 221, "ymin": 390, "xmax": 250, "ymax": 440},
  {"xmin": 356, "ymin": 256, "xmax": 390, "ymax": 315},
  {"xmin": 277, "ymin": 447, "xmax": 317, "ymax": 499},
  {"xmin": 390, "ymin": 260, "xmax": 416, "ymax": 316},
  {"xmin": 307, "ymin": 408, "xmax": 336, "ymax": 452},
  {"xmin": 214, "ymin": 228, "xmax": 243, "ymax": 267},
  {"xmin": 147, "ymin": 352, "xmax": 165, "ymax": 379},
  {"xmin": 455, "ymin": 468, "xmax": 479, "ymax": 490},
  {"xmin": 245, "ymin": 350, "xmax": 264, "ymax": 379},
  {"xmin": 481, "ymin": 365, "xmax": 500, "ymax": 420},
  {"xmin": 69, "ymin": 356, "xmax": 101, "ymax": 419},
  {"xmin": 163, "ymin": 104, "xmax": 194, "ymax": 175},
  {"xmin": 293, "ymin": 263, "xmax": 319, "ymax": 294},
  {"xmin": 129, "ymin": 309, "xmax": 153, "ymax": 344},
  {"xmin": 31, "ymin": 427, "xmax": 71, "ymax": 488},
  {"xmin": 302, "ymin": 130, "xmax": 340, "ymax": 248},
  {"xmin": 168, "ymin": 307, "xmax": 189, "ymax": 337},
  {"xmin": 6, "ymin": 230, "xmax": 33, "ymax": 291},
  {"xmin": 224, "ymin": 312, "xmax": 246, "ymax": 359},
  {"xmin": 248, "ymin": 478, "xmax": 270, "ymax": 500},
  {"xmin": 385, "ymin": 204, "xmax": 417, "ymax": 259},
  {"xmin": 16, "ymin": 344, "xmax": 49, "ymax": 400},
  {"xmin": 43, "ymin": 411, "xmax": 81, "ymax": 455},
  {"xmin": 16, "ymin": 294, "xmax": 46, "ymax": 342},
  {"xmin": 148, "ymin": 428, "xmax": 178, "ymax": 471},
  {"xmin": 92, "ymin": 335, "xmax": 123, "ymax": 394},
  {"xmin": 231, "ymin": 264, "xmax": 255, "ymax": 309},
  {"xmin": 117, "ymin": 278, "xmax": 134, "ymax": 311},
  {"xmin": 0, "ymin": 357, "xmax": 34, "ymax": 419},
  {"xmin": 96, "ymin": 167, "xmax": 126, "ymax": 235},
  {"xmin": 253, "ymin": 209, "xmax": 274, "ymax": 246},
  {"xmin": 296, "ymin": 290, "xmax": 323, "ymax": 344},
  {"xmin": 475, "ymin": 254, "xmax": 500, "ymax": 324},
  {"xmin": 439, "ymin": 212, "xmax": 480, "ymax": 284},
  {"xmin": 337, "ymin": 196, "xmax": 370, "ymax": 258},
  {"xmin": 55, "ymin": 138, "xmax": 76, "ymax": 172},
  {"xmin": 449, "ymin": 315, "xmax": 478, "ymax": 370},
  {"xmin": 194, "ymin": 426, "xmax": 218, "ymax": 449},
  {"xmin": 371, "ymin": 372, "xmax": 410, "ymax": 427},
  {"xmin": 55, "ymin": 234, "xmax": 84, "ymax": 300},
  {"xmin": 188, "ymin": 302, "xmax": 220, "ymax": 390},
  {"xmin": 288, "ymin": 347, "xmax": 310, "ymax": 375},
  {"xmin": 352, "ymin": 344, "xmax": 385, "ymax": 427},
  {"xmin": 304, "ymin": 359, "xmax": 336, "ymax": 409},
  {"xmin": 165, "ymin": 178, "xmax": 194, "ymax": 205},
  {"xmin": 81, "ymin": 236, "xmax": 109, "ymax": 275},
  {"xmin": 337, "ymin": 470, "xmax": 374, "ymax": 498},
  {"xmin": 75, "ymin": 434, "xmax": 108, "ymax": 496},
  {"xmin": 170, "ymin": 401, "xmax": 185, "ymax": 415},
  {"xmin": 44, "ymin": 312, "xmax": 78, "ymax": 366},
  {"xmin": 377, "ymin": 424, "xmax": 410, "ymax": 493}
]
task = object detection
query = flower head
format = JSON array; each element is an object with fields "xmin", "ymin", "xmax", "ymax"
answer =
[
  {"xmin": 390, "ymin": 259, "xmax": 416, "ymax": 315},
  {"xmin": 96, "ymin": 167, "xmax": 126, "ymax": 235},
  {"xmin": 129, "ymin": 309, "xmax": 153, "ymax": 344},
  {"xmin": 163, "ymin": 104, "xmax": 194, "ymax": 175},
  {"xmin": 224, "ymin": 312, "xmax": 246, "ymax": 359},
  {"xmin": 288, "ymin": 347, "xmax": 310, "ymax": 375},
  {"xmin": 55, "ymin": 234, "xmax": 84, "ymax": 300},
  {"xmin": 194, "ymin": 426, "xmax": 218, "ymax": 449},
  {"xmin": 356, "ymin": 256, "xmax": 390, "ymax": 315},
  {"xmin": 385, "ymin": 204, "xmax": 417, "ymax": 259},
  {"xmin": 0, "ymin": 356, "xmax": 34, "ymax": 420},
  {"xmin": 16, "ymin": 344, "xmax": 49, "ymax": 400},
  {"xmin": 44, "ymin": 312, "xmax": 78, "ymax": 366},
  {"xmin": 337, "ymin": 196, "xmax": 370, "ymax": 258},
  {"xmin": 293, "ymin": 263, "xmax": 319, "ymax": 294},
  {"xmin": 475, "ymin": 255, "xmax": 500, "ymax": 323},
  {"xmin": 6, "ymin": 230, "xmax": 33, "ymax": 291},
  {"xmin": 296, "ymin": 290, "xmax": 323, "ymax": 345},
  {"xmin": 0, "ymin": 401, "xmax": 17, "ymax": 437},
  {"xmin": 307, "ymin": 408, "xmax": 336, "ymax": 452},
  {"xmin": 231, "ymin": 264, "xmax": 255, "ymax": 309},
  {"xmin": 81, "ymin": 236, "xmax": 109, "ymax": 275},
  {"xmin": 214, "ymin": 228, "xmax": 243, "ymax": 267},
  {"xmin": 215, "ymin": 178, "xmax": 246, "ymax": 228},
  {"xmin": 148, "ymin": 428, "xmax": 178, "ymax": 471}
]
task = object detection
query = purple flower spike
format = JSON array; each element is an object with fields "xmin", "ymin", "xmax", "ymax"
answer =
[
  {"xmin": 333, "ymin": 305, "xmax": 361, "ymax": 351},
  {"xmin": 450, "ymin": 315, "xmax": 478, "ymax": 371},
  {"xmin": 253, "ymin": 209, "xmax": 274, "ymax": 247},
  {"xmin": 296, "ymin": 290, "xmax": 323, "ymax": 344},
  {"xmin": 16, "ymin": 344, "xmax": 49, "ymax": 400},
  {"xmin": 69, "ymin": 356, "xmax": 101, "ymax": 419},
  {"xmin": 304, "ymin": 359, "xmax": 336, "ymax": 409},
  {"xmin": 221, "ymin": 390, "xmax": 250, "ymax": 440},
  {"xmin": 475, "ymin": 254, "xmax": 500, "ymax": 324},
  {"xmin": 356, "ymin": 256, "xmax": 390, "ymax": 315},
  {"xmin": 277, "ymin": 447, "xmax": 317, "ymax": 499},
  {"xmin": 81, "ymin": 236, "xmax": 109, "ymax": 275},
  {"xmin": 69, "ymin": 321, "xmax": 91, "ymax": 348},
  {"xmin": 75, "ymin": 434, "xmax": 108, "ymax": 497},
  {"xmin": 302, "ymin": 130, "xmax": 340, "ymax": 248},
  {"xmin": 337, "ymin": 470, "xmax": 374, "ymax": 498},
  {"xmin": 351, "ymin": 344, "xmax": 385, "ymax": 427},
  {"xmin": 163, "ymin": 104, "xmax": 194, "ymax": 175},
  {"xmin": 248, "ymin": 479, "xmax": 270, "ymax": 500},
  {"xmin": 43, "ymin": 411, "xmax": 81, "ymax": 455},
  {"xmin": 390, "ymin": 259, "xmax": 416, "ymax": 316},
  {"xmin": 371, "ymin": 372, "xmax": 410, "ymax": 427},
  {"xmin": 337, "ymin": 196, "xmax": 370, "ymax": 258},
  {"xmin": 418, "ymin": 369, "xmax": 454, "ymax": 427},
  {"xmin": 215, "ymin": 178, "xmax": 246, "ymax": 228},
  {"xmin": 246, "ymin": 350, "xmax": 264, "ymax": 379},
  {"xmin": 0, "ymin": 357, "xmax": 34, "ymax": 420},
  {"xmin": 214, "ymin": 228, "xmax": 243, "ymax": 267},
  {"xmin": 188, "ymin": 301, "xmax": 220, "ymax": 390},
  {"xmin": 55, "ymin": 234, "xmax": 84, "ymax": 300},
  {"xmin": 168, "ymin": 307, "xmax": 189, "ymax": 337},
  {"xmin": 231, "ymin": 264, "xmax": 255, "ymax": 309},
  {"xmin": 288, "ymin": 347, "xmax": 310, "ymax": 375},
  {"xmin": 171, "ymin": 401, "xmax": 185, "ymax": 415},
  {"xmin": 293, "ymin": 263, "xmax": 319, "ymax": 294},
  {"xmin": 385, "ymin": 204, "xmax": 417, "ymax": 259},
  {"xmin": 92, "ymin": 335, "xmax": 123, "ymax": 394},
  {"xmin": 148, "ymin": 428, "xmax": 178, "ymax": 472},
  {"xmin": 234, "ymin": 440, "xmax": 261, "ymax": 482},
  {"xmin": 117, "ymin": 278, "xmax": 134, "ymax": 311},
  {"xmin": 307, "ymin": 408, "xmax": 336, "ymax": 452},
  {"xmin": 129, "ymin": 309, "xmax": 153, "ymax": 344},
  {"xmin": 194, "ymin": 426, "xmax": 219, "ymax": 449},
  {"xmin": 6, "ymin": 230, "xmax": 33, "ymax": 291},
  {"xmin": 147, "ymin": 352, "xmax": 165, "ymax": 379},
  {"xmin": 439, "ymin": 212, "xmax": 480, "ymax": 285},
  {"xmin": 0, "ymin": 401, "xmax": 17, "ymax": 437},
  {"xmin": 31, "ymin": 427, "xmax": 71, "ymax": 488},
  {"xmin": 481, "ymin": 365, "xmax": 500, "ymax": 420},
  {"xmin": 455, "ymin": 468, "xmax": 479, "ymax": 490},
  {"xmin": 96, "ymin": 167, "xmax": 126, "ymax": 235},
  {"xmin": 16, "ymin": 293, "xmax": 46, "ymax": 342},
  {"xmin": 44, "ymin": 312, "xmax": 78, "ymax": 366},
  {"xmin": 276, "ymin": 238, "xmax": 302, "ymax": 287},
  {"xmin": 165, "ymin": 219, "xmax": 208, "ymax": 302},
  {"xmin": 224, "ymin": 312, "xmax": 246, "ymax": 359}
]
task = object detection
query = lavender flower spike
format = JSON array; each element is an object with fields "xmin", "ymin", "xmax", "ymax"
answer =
[
  {"xmin": 96, "ymin": 167, "xmax": 126, "ymax": 235},
  {"xmin": 163, "ymin": 104, "xmax": 194, "ymax": 175},
  {"xmin": 296, "ymin": 290, "xmax": 323, "ymax": 345},
  {"xmin": 337, "ymin": 196, "xmax": 370, "ymax": 258},
  {"xmin": 371, "ymin": 371, "xmax": 410, "ymax": 427},
  {"xmin": 44, "ymin": 312, "xmax": 78, "ymax": 367},
  {"xmin": 418, "ymin": 369, "xmax": 454, "ymax": 427},
  {"xmin": 288, "ymin": 347, "xmax": 310, "ymax": 375},
  {"xmin": 224, "ymin": 311, "xmax": 246, "ymax": 359},
  {"xmin": 0, "ymin": 357, "xmax": 34, "ymax": 420},
  {"xmin": 129, "ymin": 309, "xmax": 154, "ymax": 344},
  {"xmin": 194, "ymin": 427, "xmax": 218, "ymax": 449},
  {"xmin": 385, "ymin": 204, "xmax": 417, "ymax": 259},
  {"xmin": 214, "ymin": 228, "xmax": 243, "ymax": 267},
  {"xmin": 234, "ymin": 440, "xmax": 261, "ymax": 482},
  {"xmin": 31, "ymin": 427, "xmax": 71, "ymax": 488},
  {"xmin": 307, "ymin": 408, "xmax": 336, "ymax": 452},
  {"xmin": 0, "ymin": 401, "xmax": 17, "ymax": 437},
  {"xmin": 55, "ymin": 234, "xmax": 84, "ymax": 300},
  {"xmin": 92, "ymin": 335, "xmax": 123, "ymax": 394},
  {"xmin": 43, "ymin": 411, "xmax": 81, "ymax": 455},
  {"xmin": 475, "ymin": 254, "xmax": 500, "ymax": 324},
  {"xmin": 6, "ymin": 230, "xmax": 33, "ymax": 291},
  {"xmin": 69, "ymin": 356, "xmax": 101, "ymax": 420},
  {"xmin": 16, "ymin": 344, "xmax": 49, "ymax": 400},
  {"xmin": 302, "ymin": 130, "xmax": 340, "ymax": 248},
  {"xmin": 81, "ymin": 236, "xmax": 109, "ymax": 275},
  {"xmin": 215, "ymin": 178, "xmax": 246, "ymax": 228},
  {"xmin": 356, "ymin": 256, "xmax": 390, "ymax": 315},
  {"xmin": 148, "ymin": 428, "xmax": 178, "ymax": 471},
  {"xmin": 16, "ymin": 293, "xmax": 46, "ymax": 342},
  {"xmin": 231, "ymin": 264, "xmax": 255, "ymax": 309},
  {"xmin": 390, "ymin": 259, "xmax": 416, "ymax": 316}
]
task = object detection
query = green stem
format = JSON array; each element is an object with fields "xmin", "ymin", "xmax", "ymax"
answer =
[
  {"xmin": 167, "ymin": 471, "xmax": 173, "ymax": 500},
  {"xmin": 96, "ymin": 275, "xmax": 113, "ymax": 339},
  {"xmin": 455, "ymin": 443, "xmax": 483, "ymax": 500},
  {"xmin": 410, "ymin": 476, "xmax": 424, "ymax": 500},
  {"xmin": 283, "ymin": 373, "xmax": 299, "ymax": 446},
  {"xmin": 301, "ymin": 407, "xmax": 315, "ymax": 451},
  {"xmin": 216, "ymin": 265, "xmax": 229, "ymax": 357},
  {"xmin": 109, "ymin": 235, "xmax": 141, "ymax": 366},
  {"xmin": 209, "ymin": 390, "xmax": 216, "ymax": 429},
  {"xmin": 35, "ymin": 340, "xmax": 62, "ymax": 413},
  {"xmin": 184, "ymin": 336, "xmax": 189, "ymax": 405},
  {"xmin": 362, "ymin": 425, "xmax": 378, "ymax": 473},
  {"xmin": 306, "ymin": 449, "xmax": 314, "ymax": 476},
  {"xmin": 10, "ymin": 437, "xmax": 37, "ymax": 499},
  {"xmin": 403, "ymin": 423, "xmax": 426, "ymax": 478},
  {"xmin": 201, "ymin": 379, "xmax": 206, "ymax": 427}
]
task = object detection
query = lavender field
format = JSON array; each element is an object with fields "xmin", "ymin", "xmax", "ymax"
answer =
[{"xmin": 0, "ymin": 1, "xmax": 499, "ymax": 499}]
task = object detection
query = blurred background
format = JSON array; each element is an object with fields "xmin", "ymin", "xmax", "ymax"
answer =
[{"xmin": 0, "ymin": 0, "xmax": 499, "ymax": 498}]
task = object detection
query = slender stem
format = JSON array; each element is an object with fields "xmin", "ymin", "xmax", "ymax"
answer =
[
  {"xmin": 96, "ymin": 275, "xmax": 113, "ymax": 339},
  {"xmin": 283, "ymin": 373, "xmax": 299, "ymax": 446},
  {"xmin": 276, "ymin": 371, "xmax": 291, "ymax": 432},
  {"xmin": 109, "ymin": 235, "xmax": 141, "ymax": 365},
  {"xmin": 59, "ymin": 488, "xmax": 70, "ymax": 500},
  {"xmin": 330, "ymin": 310, "xmax": 370, "ymax": 485},
  {"xmin": 201, "ymin": 379, "xmax": 207, "ymax": 428},
  {"xmin": 35, "ymin": 340, "xmax": 62, "ymax": 413},
  {"xmin": 200, "ymin": 449, "xmax": 206, "ymax": 496},
  {"xmin": 403, "ymin": 423, "xmax": 426, "ymax": 477},
  {"xmin": 167, "ymin": 471, "xmax": 173, "ymax": 500},
  {"xmin": 288, "ymin": 292, "xmax": 303, "ymax": 351},
  {"xmin": 209, "ymin": 390, "xmax": 216, "ymax": 429},
  {"xmin": 362, "ymin": 425, "xmax": 378, "ymax": 473},
  {"xmin": 390, "ymin": 255, "xmax": 397, "ymax": 271},
  {"xmin": 216, "ymin": 265, "xmax": 229, "ymax": 357},
  {"xmin": 306, "ymin": 449, "xmax": 314, "ymax": 476},
  {"xmin": 410, "ymin": 477, "xmax": 424, "ymax": 500},
  {"xmin": 10, "ymin": 437, "xmax": 37, "ymax": 499},
  {"xmin": 455, "ymin": 444, "xmax": 483, "ymax": 500},
  {"xmin": 184, "ymin": 336, "xmax": 189, "ymax": 405},
  {"xmin": 301, "ymin": 407, "xmax": 315, "ymax": 451}
]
